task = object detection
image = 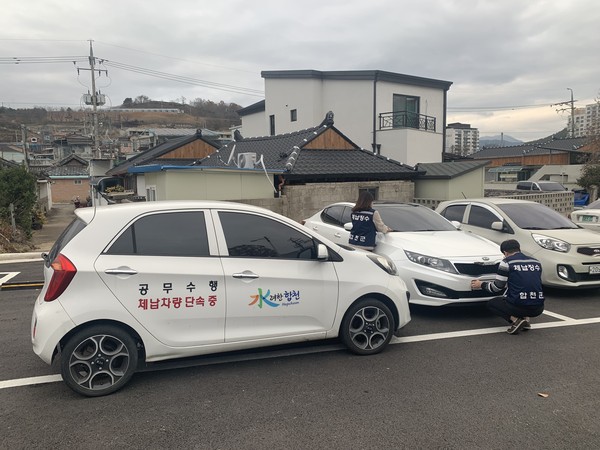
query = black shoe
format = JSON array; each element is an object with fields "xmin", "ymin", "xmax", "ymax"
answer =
[
  {"xmin": 522, "ymin": 319, "xmax": 531, "ymax": 331},
  {"xmin": 507, "ymin": 318, "xmax": 527, "ymax": 334}
]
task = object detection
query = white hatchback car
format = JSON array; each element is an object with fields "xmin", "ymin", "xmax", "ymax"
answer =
[
  {"xmin": 303, "ymin": 202, "xmax": 503, "ymax": 306},
  {"xmin": 436, "ymin": 198, "xmax": 600, "ymax": 288},
  {"xmin": 32, "ymin": 201, "xmax": 410, "ymax": 396}
]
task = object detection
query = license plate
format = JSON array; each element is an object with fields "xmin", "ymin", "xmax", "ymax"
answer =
[
  {"xmin": 581, "ymin": 215, "xmax": 596, "ymax": 222},
  {"xmin": 589, "ymin": 265, "xmax": 600, "ymax": 274}
]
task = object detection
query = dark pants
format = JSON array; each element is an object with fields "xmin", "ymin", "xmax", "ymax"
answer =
[{"xmin": 487, "ymin": 297, "xmax": 544, "ymax": 324}]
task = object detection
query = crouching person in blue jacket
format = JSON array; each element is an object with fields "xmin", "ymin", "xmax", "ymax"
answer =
[{"xmin": 471, "ymin": 239, "xmax": 544, "ymax": 334}]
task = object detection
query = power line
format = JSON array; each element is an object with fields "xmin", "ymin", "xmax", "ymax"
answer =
[{"xmin": 101, "ymin": 59, "xmax": 264, "ymax": 97}]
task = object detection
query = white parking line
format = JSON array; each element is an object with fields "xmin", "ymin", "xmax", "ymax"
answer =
[
  {"xmin": 0, "ymin": 272, "xmax": 20, "ymax": 286},
  {"xmin": 0, "ymin": 374, "xmax": 62, "ymax": 389},
  {"xmin": 2, "ymin": 315, "xmax": 600, "ymax": 391},
  {"xmin": 541, "ymin": 309, "xmax": 576, "ymax": 321}
]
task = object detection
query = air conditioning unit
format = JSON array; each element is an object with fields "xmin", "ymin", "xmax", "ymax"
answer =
[{"xmin": 237, "ymin": 152, "xmax": 257, "ymax": 168}]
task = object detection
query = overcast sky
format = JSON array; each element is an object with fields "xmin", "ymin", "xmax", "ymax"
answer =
[{"xmin": 1, "ymin": 0, "xmax": 599, "ymax": 141}]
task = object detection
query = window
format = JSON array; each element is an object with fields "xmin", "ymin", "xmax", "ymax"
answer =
[
  {"xmin": 359, "ymin": 187, "xmax": 379, "ymax": 200},
  {"xmin": 440, "ymin": 204, "xmax": 467, "ymax": 223},
  {"xmin": 321, "ymin": 205, "xmax": 348, "ymax": 226},
  {"xmin": 106, "ymin": 212, "xmax": 210, "ymax": 257},
  {"xmin": 467, "ymin": 206, "xmax": 500, "ymax": 229},
  {"xmin": 290, "ymin": 109, "xmax": 297, "ymax": 122},
  {"xmin": 74, "ymin": 180, "xmax": 82, "ymax": 185},
  {"xmin": 392, "ymin": 94, "xmax": 420, "ymax": 128},
  {"xmin": 219, "ymin": 212, "xmax": 316, "ymax": 259},
  {"xmin": 269, "ymin": 115, "xmax": 276, "ymax": 136}
]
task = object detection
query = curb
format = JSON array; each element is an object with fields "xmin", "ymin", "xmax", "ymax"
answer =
[
  {"xmin": 0, "ymin": 252, "xmax": 45, "ymax": 263},
  {"xmin": 1, "ymin": 281, "xmax": 44, "ymax": 290}
]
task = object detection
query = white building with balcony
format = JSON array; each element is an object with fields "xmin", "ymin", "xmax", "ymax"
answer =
[{"xmin": 237, "ymin": 70, "xmax": 453, "ymax": 166}]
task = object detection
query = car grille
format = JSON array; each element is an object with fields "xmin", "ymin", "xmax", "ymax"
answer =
[
  {"xmin": 576, "ymin": 246, "xmax": 600, "ymax": 256},
  {"xmin": 454, "ymin": 263, "xmax": 499, "ymax": 276}
]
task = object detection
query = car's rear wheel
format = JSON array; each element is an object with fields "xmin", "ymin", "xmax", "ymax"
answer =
[
  {"xmin": 341, "ymin": 298, "xmax": 395, "ymax": 355},
  {"xmin": 60, "ymin": 325, "xmax": 139, "ymax": 397}
]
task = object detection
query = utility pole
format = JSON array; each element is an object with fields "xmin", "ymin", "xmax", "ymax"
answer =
[
  {"xmin": 567, "ymin": 87, "xmax": 575, "ymax": 137},
  {"xmin": 76, "ymin": 40, "xmax": 107, "ymax": 158},
  {"xmin": 553, "ymin": 89, "xmax": 577, "ymax": 137},
  {"xmin": 89, "ymin": 41, "xmax": 99, "ymax": 157}
]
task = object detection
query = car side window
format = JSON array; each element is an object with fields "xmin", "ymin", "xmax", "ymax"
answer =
[
  {"xmin": 440, "ymin": 204, "xmax": 467, "ymax": 222},
  {"xmin": 219, "ymin": 212, "xmax": 316, "ymax": 260},
  {"xmin": 106, "ymin": 211, "xmax": 210, "ymax": 256},
  {"xmin": 320, "ymin": 205, "xmax": 346, "ymax": 226},
  {"xmin": 467, "ymin": 206, "xmax": 501, "ymax": 229}
]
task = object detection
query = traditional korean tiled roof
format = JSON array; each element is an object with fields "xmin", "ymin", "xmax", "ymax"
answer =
[
  {"xmin": 415, "ymin": 160, "xmax": 490, "ymax": 179},
  {"xmin": 106, "ymin": 131, "xmax": 219, "ymax": 176},
  {"xmin": 471, "ymin": 137, "xmax": 588, "ymax": 159},
  {"xmin": 194, "ymin": 120, "xmax": 422, "ymax": 182}
]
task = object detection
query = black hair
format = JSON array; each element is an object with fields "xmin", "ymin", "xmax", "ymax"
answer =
[{"xmin": 500, "ymin": 239, "xmax": 520, "ymax": 253}]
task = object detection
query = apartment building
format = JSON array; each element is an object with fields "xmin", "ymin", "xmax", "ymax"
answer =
[
  {"xmin": 568, "ymin": 103, "xmax": 600, "ymax": 137},
  {"xmin": 445, "ymin": 122, "xmax": 480, "ymax": 156}
]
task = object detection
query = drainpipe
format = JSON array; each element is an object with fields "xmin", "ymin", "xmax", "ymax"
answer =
[
  {"xmin": 442, "ymin": 89, "xmax": 448, "ymax": 161},
  {"xmin": 372, "ymin": 72, "xmax": 378, "ymax": 154}
]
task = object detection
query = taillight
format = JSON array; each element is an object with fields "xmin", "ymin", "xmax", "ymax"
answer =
[{"xmin": 44, "ymin": 254, "xmax": 77, "ymax": 302}]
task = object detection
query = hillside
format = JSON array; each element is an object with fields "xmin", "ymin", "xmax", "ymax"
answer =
[{"xmin": 0, "ymin": 99, "xmax": 243, "ymax": 141}]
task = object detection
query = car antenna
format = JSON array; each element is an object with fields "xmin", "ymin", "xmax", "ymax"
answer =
[{"xmin": 462, "ymin": 192, "xmax": 467, "ymax": 199}]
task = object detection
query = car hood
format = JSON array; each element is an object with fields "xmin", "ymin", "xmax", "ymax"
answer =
[
  {"xmin": 379, "ymin": 230, "xmax": 502, "ymax": 259},
  {"xmin": 523, "ymin": 227, "xmax": 600, "ymax": 245}
]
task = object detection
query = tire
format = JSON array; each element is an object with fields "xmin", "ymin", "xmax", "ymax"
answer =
[
  {"xmin": 60, "ymin": 325, "xmax": 139, "ymax": 397},
  {"xmin": 341, "ymin": 298, "xmax": 395, "ymax": 355}
]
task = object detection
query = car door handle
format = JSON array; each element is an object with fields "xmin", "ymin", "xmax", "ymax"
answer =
[
  {"xmin": 334, "ymin": 233, "xmax": 341, "ymax": 238},
  {"xmin": 232, "ymin": 271, "xmax": 259, "ymax": 279},
  {"xmin": 104, "ymin": 268, "xmax": 138, "ymax": 276}
]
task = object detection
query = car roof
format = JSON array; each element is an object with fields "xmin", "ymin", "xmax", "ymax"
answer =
[
  {"xmin": 75, "ymin": 200, "xmax": 277, "ymax": 224},
  {"xmin": 443, "ymin": 197, "xmax": 536, "ymax": 205}
]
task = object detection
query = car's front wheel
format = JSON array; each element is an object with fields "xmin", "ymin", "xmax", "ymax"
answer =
[
  {"xmin": 341, "ymin": 298, "xmax": 395, "ymax": 355},
  {"xmin": 60, "ymin": 325, "xmax": 139, "ymax": 397}
]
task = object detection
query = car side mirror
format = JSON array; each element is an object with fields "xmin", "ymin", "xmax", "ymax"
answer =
[
  {"xmin": 491, "ymin": 221, "xmax": 505, "ymax": 232},
  {"xmin": 451, "ymin": 220, "xmax": 461, "ymax": 230},
  {"xmin": 317, "ymin": 243, "xmax": 329, "ymax": 261},
  {"xmin": 344, "ymin": 222, "xmax": 353, "ymax": 231}
]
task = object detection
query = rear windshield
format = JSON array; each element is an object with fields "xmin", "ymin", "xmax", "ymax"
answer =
[{"xmin": 46, "ymin": 218, "xmax": 87, "ymax": 266}]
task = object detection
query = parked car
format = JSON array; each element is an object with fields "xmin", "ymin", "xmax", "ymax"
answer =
[
  {"xmin": 436, "ymin": 198, "xmax": 600, "ymax": 288},
  {"xmin": 516, "ymin": 181, "xmax": 567, "ymax": 192},
  {"xmin": 570, "ymin": 199, "xmax": 600, "ymax": 232},
  {"xmin": 32, "ymin": 201, "xmax": 411, "ymax": 396},
  {"xmin": 303, "ymin": 202, "xmax": 504, "ymax": 307}
]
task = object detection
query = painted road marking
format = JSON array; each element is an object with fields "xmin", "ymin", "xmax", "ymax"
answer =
[
  {"xmin": 0, "ymin": 272, "xmax": 19, "ymax": 286},
  {"xmin": 1, "ymin": 309, "xmax": 597, "ymax": 391}
]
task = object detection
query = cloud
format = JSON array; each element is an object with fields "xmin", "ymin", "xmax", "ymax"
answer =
[{"xmin": 1, "ymin": 0, "xmax": 599, "ymax": 139}]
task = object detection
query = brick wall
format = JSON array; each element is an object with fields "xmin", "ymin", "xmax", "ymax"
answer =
[
  {"xmin": 51, "ymin": 179, "xmax": 90, "ymax": 203},
  {"xmin": 239, "ymin": 180, "xmax": 415, "ymax": 223}
]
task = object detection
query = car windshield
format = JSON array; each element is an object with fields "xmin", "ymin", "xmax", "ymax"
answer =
[
  {"xmin": 586, "ymin": 199, "xmax": 600, "ymax": 209},
  {"xmin": 498, "ymin": 203, "xmax": 579, "ymax": 230},
  {"xmin": 539, "ymin": 182, "xmax": 566, "ymax": 191},
  {"xmin": 377, "ymin": 204, "xmax": 457, "ymax": 232}
]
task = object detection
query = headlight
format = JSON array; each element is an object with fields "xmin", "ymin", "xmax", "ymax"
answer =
[
  {"xmin": 532, "ymin": 234, "xmax": 570, "ymax": 252},
  {"xmin": 367, "ymin": 254, "xmax": 398, "ymax": 275},
  {"xmin": 404, "ymin": 250, "xmax": 457, "ymax": 274}
]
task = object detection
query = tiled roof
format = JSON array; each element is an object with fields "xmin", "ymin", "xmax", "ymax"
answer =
[
  {"xmin": 47, "ymin": 165, "xmax": 89, "ymax": 177},
  {"xmin": 106, "ymin": 131, "xmax": 219, "ymax": 176},
  {"xmin": 471, "ymin": 137, "xmax": 588, "ymax": 159},
  {"xmin": 415, "ymin": 160, "xmax": 490, "ymax": 179},
  {"xmin": 195, "ymin": 123, "xmax": 421, "ymax": 182}
]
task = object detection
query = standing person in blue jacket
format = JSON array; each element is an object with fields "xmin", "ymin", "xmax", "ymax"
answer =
[
  {"xmin": 471, "ymin": 239, "xmax": 545, "ymax": 334},
  {"xmin": 348, "ymin": 191, "xmax": 392, "ymax": 251}
]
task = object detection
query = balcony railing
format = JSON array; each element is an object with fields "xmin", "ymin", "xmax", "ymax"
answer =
[{"xmin": 379, "ymin": 111, "xmax": 436, "ymax": 132}]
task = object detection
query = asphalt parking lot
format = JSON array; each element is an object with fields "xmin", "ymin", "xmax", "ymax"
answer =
[{"xmin": 2, "ymin": 263, "xmax": 600, "ymax": 449}]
